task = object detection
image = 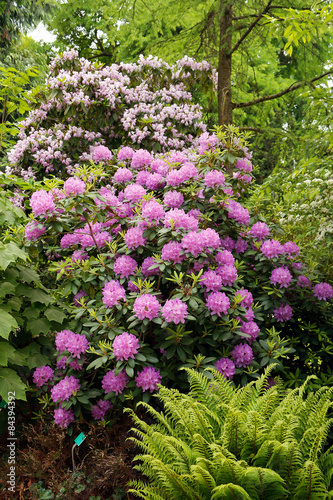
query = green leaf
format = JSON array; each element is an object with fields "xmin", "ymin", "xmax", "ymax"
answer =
[
  {"xmin": 0, "ymin": 368, "xmax": 26, "ymax": 400},
  {"xmin": 28, "ymin": 289, "xmax": 53, "ymax": 305},
  {"xmin": 0, "ymin": 282, "xmax": 16, "ymax": 298},
  {"xmin": 16, "ymin": 264, "xmax": 40, "ymax": 283},
  {"xmin": 0, "ymin": 342, "xmax": 16, "ymax": 367},
  {"xmin": 0, "ymin": 309, "xmax": 18, "ymax": 339},
  {"xmin": 44, "ymin": 307, "xmax": 67, "ymax": 324},
  {"xmin": 26, "ymin": 318, "xmax": 51, "ymax": 336}
]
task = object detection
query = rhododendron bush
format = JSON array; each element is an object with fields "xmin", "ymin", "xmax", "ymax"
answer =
[
  {"xmin": 24, "ymin": 129, "xmax": 333, "ymax": 429},
  {"xmin": 6, "ymin": 50, "xmax": 215, "ymax": 182}
]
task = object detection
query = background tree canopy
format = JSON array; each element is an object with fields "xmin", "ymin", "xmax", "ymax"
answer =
[{"xmin": 44, "ymin": 0, "xmax": 333, "ymax": 176}]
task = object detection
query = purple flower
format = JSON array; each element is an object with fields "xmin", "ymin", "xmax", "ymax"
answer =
[
  {"xmin": 201, "ymin": 270, "xmax": 222, "ymax": 292},
  {"xmin": 135, "ymin": 367, "xmax": 162, "ymax": 393},
  {"xmin": 204, "ymin": 170, "xmax": 225, "ymax": 188},
  {"xmin": 313, "ymin": 282, "xmax": 333, "ymax": 301},
  {"xmin": 273, "ymin": 304, "xmax": 293, "ymax": 322},
  {"xmin": 142, "ymin": 257, "xmax": 159, "ymax": 277},
  {"xmin": 215, "ymin": 250, "xmax": 234, "ymax": 266},
  {"xmin": 118, "ymin": 146, "xmax": 134, "ymax": 160},
  {"xmin": 102, "ymin": 370, "xmax": 128, "ymax": 395},
  {"xmin": 93, "ymin": 145, "xmax": 112, "ymax": 161},
  {"xmin": 216, "ymin": 265, "xmax": 238, "ymax": 286},
  {"xmin": 181, "ymin": 231, "xmax": 204, "ymax": 257},
  {"xmin": 235, "ymin": 288, "xmax": 253, "ymax": 308},
  {"xmin": 215, "ymin": 358, "xmax": 235, "ymax": 379},
  {"xmin": 161, "ymin": 298, "xmax": 188, "ymax": 324},
  {"xmin": 240, "ymin": 321, "xmax": 260, "ymax": 343},
  {"xmin": 283, "ymin": 241, "xmax": 300, "ymax": 256},
  {"xmin": 91, "ymin": 400, "xmax": 112, "ymax": 420},
  {"xmin": 102, "ymin": 280, "xmax": 126, "ymax": 308},
  {"xmin": 141, "ymin": 200, "xmax": 165, "ymax": 222},
  {"xmin": 161, "ymin": 241, "xmax": 185, "ymax": 264},
  {"xmin": 72, "ymin": 250, "xmax": 88, "ymax": 263},
  {"xmin": 270, "ymin": 267, "xmax": 292, "ymax": 288},
  {"xmin": 55, "ymin": 330, "xmax": 74, "ymax": 352},
  {"xmin": 125, "ymin": 227, "xmax": 147, "ymax": 249},
  {"xmin": 123, "ymin": 184, "xmax": 146, "ymax": 203},
  {"xmin": 261, "ymin": 240, "xmax": 284, "ymax": 259},
  {"xmin": 113, "ymin": 332, "xmax": 140, "ymax": 361},
  {"xmin": 235, "ymin": 237, "xmax": 248, "ymax": 254},
  {"xmin": 236, "ymin": 158, "xmax": 252, "ymax": 172},
  {"xmin": 164, "ymin": 191, "xmax": 184, "ymax": 208},
  {"xmin": 206, "ymin": 292, "xmax": 230, "ymax": 316},
  {"xmin": 131, "ymin": 149, "xmax": 152, "ymax": 169},
  {"xmin": 114, "ymin": 255, "xmax": 137, "ymax": 278},
  {"xmin": 133, "ymin": 294, "xmax": 161, "ymax": 320},
  {"xmin": 226, "ymin": 199, "xmax": 250, "ymax": 226},
  {"xmin": 63, "ymin": 177, "xmax": 86, "ymax": 195},
  {"xmin": 114, "ymin": 167, "xmax": 133, "ymax": 183},
  {"xmin": 51, "ymin": 376, "xmax": 81, "ymax": 402},
  {"xmin": 54, "ymin": 407, "xmax": 74, "ymax": 428},
  {"xmin": 164, "ymin": 208, "xmax": 198, "ymax": 231},
  {"xmin": 25, "ymin": 221, "xmax": 46, "ymax": 241},
  {"xmin": 66, "ymin": 333, "xmax": 89, "ymax": 358},
  {"xmin": 33, "ymin": 366, "xmax": 54, "ymax": 388},
  {"xmin": 146, "ymin": 173, "xmax": 165, "ymax": 190},
  {"xmin": 30, "ymin": 190, "xmax": 55, "ymax": 216},
  {"xmin": 297, "ymin": 275, "xmax": 311, "ymax": 288},
  {"xmin": 231, "ymin": 344, "xmax": 254, "ymax": 368}
]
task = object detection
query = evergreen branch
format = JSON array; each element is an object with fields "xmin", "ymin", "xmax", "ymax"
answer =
[{"xmin": 230, "ymin": 1, "xmax": 274, "ymax": 55}]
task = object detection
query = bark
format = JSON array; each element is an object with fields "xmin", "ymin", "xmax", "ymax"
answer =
[{"xmin": 218, "ymin": 1, "xmax": 233, "ymax": 126}]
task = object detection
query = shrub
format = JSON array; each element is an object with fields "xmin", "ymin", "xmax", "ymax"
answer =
[
  {"xmin": 127, "ymin": 366, "xmax": 333, "ymax": 500},
  {"xmin": 6, "ymin": 50, "xmax": 216, "ymax": 181},
  {"xmin": 24, "ymin": 127, "xmax": 333, "ymax": 429}
]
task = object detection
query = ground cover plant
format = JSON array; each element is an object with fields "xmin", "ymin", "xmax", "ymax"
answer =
[{"xmin": 128, "ymin": 366, "xmax": 333, "ymax": 499}]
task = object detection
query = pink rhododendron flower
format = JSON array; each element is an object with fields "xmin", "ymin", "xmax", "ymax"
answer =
[
  {"xmin": 215, "ymin": 358, "xmax": 235, "ymax": 379},
  {"xmin": 261, "ymin": 240, "xmax": 284, "ymax": 259},
  {"xmin": 206, "ymin": 292, "xmax": 230, "ymax": 316},
  {"xmin": 51, "ymin": 376, "xmax": 80, "ymax": 402},
  {"xmin": 113, "ymin": 332, "xmax": 140, "ymax": 361},
  {"xmin": 33, "ymin": 366, "xmax": 54, "ymax": 388},
  {"xmin": 125, "ymin": 227, "xmax": 146, "ymax": 249},
  {"xmin": 231, "ymin": 343, "xmax": 254, "ymax": 368},
  {"xmin": 273, "ymin": 304, "xmax": 293, "ymax": 322},
  {"xmin": 91, "ymin": 400, "xmax": 112, "ymax": 420},
  {"xmin": 102, "ymin": 280, "xmax": 126, "ymax": 308},
  {"xmin": 63, "ymin": 177, "xmax": 86, "ymax": 195},
  {"xmin": 93, "ymin": 145, "xmax": 112, "ymax": 161},
  {"xmin": 313, "ymin": 282, "xmax": 333, "ymax": 301},
  {"xmin": 30, "ymin": 189, "xmax": 55, "ymax": 216},
  {"xmin": 270, "ymin": 267, "xmax": 292, "ymax": 288},
  {"xmin": 133, "ymin": 294, "xmax": 161, "ymax": 320},
  {"xmin": 54, "ymin": 408, "xmax": 74, "ymax": 428},
  {"xmin": 113, "ymin": 255, "xmax": 137, "ymax": 278},
  {"xmin": 102, "ymin": 370, "xmax": 128, "ymax": 395},
  {"xmin": 135, "ymin": 367, "xmax": 162, "ymax": 393},
  {"xmin": 161, "ymin": 298, "xmax": 188, "ymax": 324}
]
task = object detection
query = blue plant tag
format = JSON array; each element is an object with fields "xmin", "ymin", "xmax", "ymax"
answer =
[
  {"xmin": 0, "ymin": 400, "xmax": 7, "ymax": 408},
  {"xmin": 74, "ymin": 432, "xmax": 86, "ymax": 446}
]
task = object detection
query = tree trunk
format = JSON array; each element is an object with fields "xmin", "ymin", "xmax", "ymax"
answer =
[{"xmin": 218, "ymin": 1, "xmax": 233, "ymax": 126}]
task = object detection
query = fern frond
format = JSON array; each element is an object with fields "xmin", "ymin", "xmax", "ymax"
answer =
[
  {"xmin": 210, "ymin": 483, "xmax": 252, "ymax": 500},
  {"xmin": 293, "ymin": 460, "xmax": 329, "ymax": 500},
  {"xmin": 240, "ymin": 467, "xmax": 288, "ymax": 500}
]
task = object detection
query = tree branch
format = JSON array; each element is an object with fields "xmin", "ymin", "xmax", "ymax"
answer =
[
  {"xmin": 230, "ymin": 0, "xmax": 274, "ymax": 55},
  {"xmin": 233, "ymin": 70, "xmax": 333, "ymax": 109}
]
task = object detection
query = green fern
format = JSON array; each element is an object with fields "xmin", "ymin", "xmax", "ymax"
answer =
[{"xmin": 127, "ymin": 367, "xmax": 333, "ymax": 499}]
